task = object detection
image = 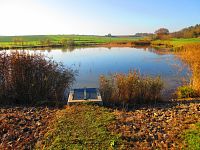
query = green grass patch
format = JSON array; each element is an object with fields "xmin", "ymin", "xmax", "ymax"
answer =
[
  {"xmin": 182, "ymin": 122, "xmax": 200, "ymax": 150},
  {"xmin": 176, "ymin": 86, "xmax": 198, "ymax": 99},
  {"xmin": 0, "ymin": 35, "xmax": 139, "ymax": 48},
  {"xmin": 151, "ymin": 38, "xmax": 200, "ymax": 49},
  {"xmin": 36, "ymin": 105, "xmax": 123, "ymax": 150}
]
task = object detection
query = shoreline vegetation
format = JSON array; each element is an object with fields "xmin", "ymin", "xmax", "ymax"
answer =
[
  {"xmin": 0, "ymin": 51, "xmax": 76, "ymax": 105},
  {"xmin": 0, "ymin": 35, "xmax": 200, "ymax": 101},
  {"xmin": 99, "ymin": 71, "xmax": 163, "ymax": 107}
]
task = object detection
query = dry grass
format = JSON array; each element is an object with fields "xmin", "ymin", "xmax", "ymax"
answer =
[
  {"xmin": 99, "ymin": 71, "xmax": 163, "ymax": 106},
  {"xmin": 177, "ymin": 43, "xmax": 200, "ymax": 95},
  {"xmin": 0, "ymin": 51, "xmax": 75, "ymax": 105}
]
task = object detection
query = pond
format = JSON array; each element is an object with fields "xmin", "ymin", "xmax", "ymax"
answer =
[{"xmin": 15, "ymin": 47, "xmax": 190, "ymax": 98}]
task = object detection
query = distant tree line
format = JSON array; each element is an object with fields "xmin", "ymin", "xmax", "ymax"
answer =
[
  {"xmin": 134, "ymin": 24, "xmax": 200, "ymax": 40},
  {"xmin": 133, "ymin": 33, "xmax": 154, "ymax": 37},
  {"xmin": 171, "ymin": 24, "xmax": 200, "ymax": 38},
  {"xmin": 154, "ymin": 24, "xmax": 200, "ymax": 39}
]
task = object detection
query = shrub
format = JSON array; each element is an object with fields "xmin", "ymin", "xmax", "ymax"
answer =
[
  {"xmin": 60, "ymin": 39, "xmax": 75, "ymax": 47},
  {"xmin": 40, "ymin": 39, "xmax": 52, "ymax": 47},
  {"xmin": 177, "ymin": 86, "xmax": 197, "ymax": 98},
  {"xmin": 99, "ymin": 71, "xmax": 163, "ymax": 106},
  {"xmin": 67, "ymin": 39, "xmax": 75, "ymax": 46},
  {"xmin": 0, "ymin": 51, "xmax": 76, "ymax": 105}
]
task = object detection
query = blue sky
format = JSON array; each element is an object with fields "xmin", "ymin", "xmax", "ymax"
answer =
[{"xmin": 0, "ymin": 0, "xmax": 200, "ymax": 35}]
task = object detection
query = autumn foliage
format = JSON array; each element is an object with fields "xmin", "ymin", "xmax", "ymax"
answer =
[{"xmin": 172, "ymin": 24, "xmax": 200, "ymax": 38}]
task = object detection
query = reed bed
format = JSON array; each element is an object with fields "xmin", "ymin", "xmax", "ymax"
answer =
[
  {"xmin": 0, "ymin": 51, "xmax": 75, "ymax": 105},
  {"xmin": 177, "ymin": 43, "xmax": 200, "ymax": 96},
  {"xmin": 99, "ymin": 71, "xmax": 163, "ymax": 106}
]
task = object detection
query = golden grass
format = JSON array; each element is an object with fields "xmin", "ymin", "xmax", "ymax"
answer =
[
  {"xmin": 0, "ymin": 51, "xmax": 75, "ymax": 104},
  {"xmin": 177, "ymin": 43, "xmax": 200, "ymax": 95},
  {"xmin": 99, "ymin": 71, "xmax": 163, "ymax": 106}
]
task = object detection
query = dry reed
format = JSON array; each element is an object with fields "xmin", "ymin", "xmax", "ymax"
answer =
[
  {"xmin": 177, "ymin": 43, "xmax": 200, "ymax": 96},
  {"xmin": 99, "ymin": 71, "xmax": 163, "ymax": 106},
  {"xmin": 0, "ymin": 51, "xmax": 75, "ymax": 105}
]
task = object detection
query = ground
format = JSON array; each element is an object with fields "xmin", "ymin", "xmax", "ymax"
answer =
[
  {"xmin": 0, "ymin": 106, "xmax": 58, "ymax": 149},
  {"xmin": 0, "ymin": 102, "xmax": 199, "ymax": 149},
  {"xmin": 109, "ymin": 101, "xmax": 200, "ymax": 149}
]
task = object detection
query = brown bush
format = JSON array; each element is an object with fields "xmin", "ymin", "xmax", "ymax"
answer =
[
  {"xmin": 0, "ymin": 51, "xmax": 75, "ymax": 105},
  {"xmin": 99, "ymin": 71, "xmax": 163, "ymax": 106}
]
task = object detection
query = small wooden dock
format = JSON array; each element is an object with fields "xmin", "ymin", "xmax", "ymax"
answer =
[{"xmin": 67, "ymin": 88, "xmax": 103, "ymax": 105}]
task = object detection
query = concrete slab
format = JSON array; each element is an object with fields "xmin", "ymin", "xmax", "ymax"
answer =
[{"xmin": 67, "ymin": 88, "xmax": 103, "ymax": 105}]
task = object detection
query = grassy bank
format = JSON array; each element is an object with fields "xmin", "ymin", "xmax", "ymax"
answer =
[
  {"xmin": 151, "ymin": 38, "xmax": 200, "ymax": 50},
  {"xmin": 182, "ymin": 122, "xmax": 200, "ymax": 150},
  {"xmin": 0, "ymin": 35, "xmax": 139, "ymax": 49},
  {"xmin": 151, "ymin": 38, "xmax": 200, "ymax": 98},
  {"xmin": 176, "ymin": 43, "xmax": 200, "ymax": 97}
]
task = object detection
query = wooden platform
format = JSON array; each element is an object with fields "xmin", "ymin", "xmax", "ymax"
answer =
[{"xmin": 67, "ymin": 88, "xmax": 103, "ymax": 105}]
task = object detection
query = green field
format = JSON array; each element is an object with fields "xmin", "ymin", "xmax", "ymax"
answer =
[
  {"xmin": 1, "ymin": 35, "xmax": 200, "ymax": 50},
  {"xmin": 0, "ymin": 35, "xmax": 139, "ymax": 49},
  {"xmin": 151, "ymin": 38, "xmax": 200, "ymax": 49}
]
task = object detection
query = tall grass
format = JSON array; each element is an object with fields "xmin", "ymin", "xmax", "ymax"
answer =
[
  {"xmin": 99, "ymin": 71, "xmax": 163, "ymax": 106},
  {"xmin": 177, "ymin": 43, "xmax": 200, "ymax": 96},
  {"xmin": 0, "ymin": 51, "xmax": 75, "ymax": 105}
]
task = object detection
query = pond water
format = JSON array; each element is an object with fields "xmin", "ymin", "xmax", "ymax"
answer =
[
  {"xmin": 40, "ymin": 47, "xmax": 190, "ymax": 97},
  {"xmin": 14, "ymin": 47, "xmax": 190, "ymax": 97}
]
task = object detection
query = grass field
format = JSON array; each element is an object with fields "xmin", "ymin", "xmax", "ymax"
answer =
[
  {"xmin": 151, "ymin": 38, "xmax": 200, "ymax": 49},
  {"xmin": 0, "ymin": 35, "xmax": 139, "ymax": 49}
]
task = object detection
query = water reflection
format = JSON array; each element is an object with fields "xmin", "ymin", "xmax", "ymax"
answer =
[
  {"xmin": 7, "ymin": 47, "xmax": 190, "ymax": 97},
  {"xmin": 43, "ymin": 47, "xmax": 189, "ymax": 93}
]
